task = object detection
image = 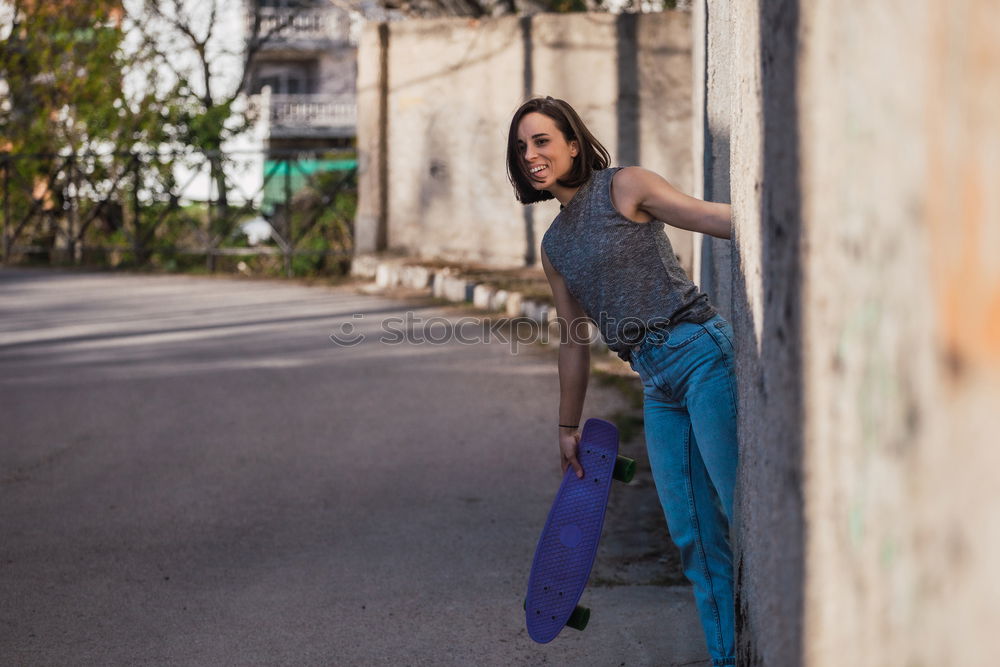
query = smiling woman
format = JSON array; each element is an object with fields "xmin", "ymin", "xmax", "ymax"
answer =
[
  {"xmin": 507, "ymin": 95, "xmax": 738, "ymax": 667},
  {"xmin": 506, "ymin": 98, "xmax": 609, "ymax": 205}
]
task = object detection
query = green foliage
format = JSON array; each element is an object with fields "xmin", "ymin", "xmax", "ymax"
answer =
[
  {"xmin": 0, "ymin": 2, "xmax": 184, "ymax": 261},
  {"xmin": 0, "ymin": 3, "xmax": 176, "ymax": 156},
  {"xmin": 180, "ymin": 102, "xmax": 235, "ymax": 153},
  {"xmin": 1, "ymin": 5, "xmax": 119, "ymax": 154},
  {"xmin": 0, "ymin": 4, "xmax": 358, "ymax": 280}
]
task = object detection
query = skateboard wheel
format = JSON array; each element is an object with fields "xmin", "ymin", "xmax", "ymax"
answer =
[
  {"xmin": 613, "ymin": 456, "xmax": 636, "ymax": 484},
  {"xmin": 566, "ymin": 605, "xmax": 590, "ymax": 631}
]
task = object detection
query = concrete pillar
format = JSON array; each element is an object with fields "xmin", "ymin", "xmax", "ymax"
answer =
[{"xmin": 355, "ymin": 22, "xmax": 389, "ymax": 254}]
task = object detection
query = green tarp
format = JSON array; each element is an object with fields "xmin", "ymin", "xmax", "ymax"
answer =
[{"xmin": 261, "ymin": 157, "xmax": 357, "ymax": 212}]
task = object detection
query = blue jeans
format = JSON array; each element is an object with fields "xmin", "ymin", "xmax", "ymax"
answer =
[{"xmin": 627, "ymin": 313, "xmax": 738, "ymax": 667}]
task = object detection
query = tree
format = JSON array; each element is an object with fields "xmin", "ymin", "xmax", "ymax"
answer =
[
  {"xmin": 123, "ymin": 0, "xmax": 320, "ymax": 264},
  {"xmin": 0, "ymin": 0, "xmax": 172, "ymax": 261}
]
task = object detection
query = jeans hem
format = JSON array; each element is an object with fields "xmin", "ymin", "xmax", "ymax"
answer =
[{"xmin": 711, "ymin": 658, "xmax": 736, "ymax": 666}]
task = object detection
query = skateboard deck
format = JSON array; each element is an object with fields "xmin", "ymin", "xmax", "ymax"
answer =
[{"xmin": 525, "ymin": 418, "xmax": 629, "ymax": 644}]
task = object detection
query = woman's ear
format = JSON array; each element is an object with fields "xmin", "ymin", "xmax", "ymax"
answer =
[{"xmin": 570, "ymin": 141, "xmax": 580, "ymax": 158}]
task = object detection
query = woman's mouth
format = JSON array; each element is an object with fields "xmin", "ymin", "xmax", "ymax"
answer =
[{"xmin": 529, "ymin": 164, "xmax": 548, "ymax": 180}]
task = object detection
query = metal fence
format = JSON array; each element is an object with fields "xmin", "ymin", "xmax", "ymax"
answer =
[{"xmin": 0, "ymin": 147, "xmax": 357, "ymax": 277}]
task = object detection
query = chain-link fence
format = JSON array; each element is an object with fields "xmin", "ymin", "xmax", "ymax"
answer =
[{"xmin": 0, "ymin": 147, "xmax": 357, "ymax": 278}]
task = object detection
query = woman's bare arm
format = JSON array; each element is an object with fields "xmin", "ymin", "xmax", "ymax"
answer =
[
  {"xmin": 541, "ymin": 245, "xmax": 590, "ymax": 478},
  {"xmin": 617, "ymin": 166, "xmax": 732, "ymax": 239}
]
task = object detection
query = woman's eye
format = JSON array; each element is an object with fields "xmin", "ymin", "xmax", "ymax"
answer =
[{"xmin": 537, "ymin": 139, "xmax": 547, "ymax": 145}]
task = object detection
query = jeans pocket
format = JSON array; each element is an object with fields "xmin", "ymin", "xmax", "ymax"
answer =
[
  {"xmin": 665, "ymin": 321, "xmax": 708, "ymax": 349},
  {"xmin": 711, "ymin": 319, "xmax": 736, "ymax": 353}
]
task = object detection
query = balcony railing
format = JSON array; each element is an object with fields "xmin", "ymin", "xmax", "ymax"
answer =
[
  {"xmin": 249, "ymin": 7, "xmax": 354, "ymax": 46},
  {"xmin": 250, "ymin": 91, "xmax": 357, "ymax": 139},
  {"xmin": 265, "ymin": 93, "xmax": 356, "ymax": 131}
]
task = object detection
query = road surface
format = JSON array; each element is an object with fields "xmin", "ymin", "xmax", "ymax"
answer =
[{"xmin": 0, "ymin": 267, "xmax": 708, "ymax": 666}]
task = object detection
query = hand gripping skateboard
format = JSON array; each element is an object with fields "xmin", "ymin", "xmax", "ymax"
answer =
[{"xmin": 524, "ymin": 418, "xmax": 636, "ymax": 643}]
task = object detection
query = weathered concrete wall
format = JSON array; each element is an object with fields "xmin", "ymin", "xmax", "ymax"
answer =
[
  {"xmin": 355, "ymin": 12, "xmax": 696, "ymax": 272},
  {"xmin": 733, "ymin": 1, "xmax": 808, "ymax": 664},
  {"xmin": 799, "ymin": 1, "xmax": 1000, "ymax": 664},
  {"xmin": 696, "ymin": 0, "xmax": 1000, "ymax": 663},
  {"xmin": 690, "ymin": 1, "xmax": 733, "ymax": 322},
  {"xmin": 701, "ymin": 0, "xmax": 807, "ymax": 664},
  {"xmin": 383, "ymin": 17, "xmax": 526, "ymax": 267}
]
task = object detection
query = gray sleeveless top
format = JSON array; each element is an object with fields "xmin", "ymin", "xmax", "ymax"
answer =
[{"xmin": 541, "ymin": 166, "xmax": 716, "ymax": 362}]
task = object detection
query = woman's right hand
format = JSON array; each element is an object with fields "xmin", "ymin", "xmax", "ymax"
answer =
[{"xmin": 559, "ymin": 428, "xmax": 585, "ymax": 479}]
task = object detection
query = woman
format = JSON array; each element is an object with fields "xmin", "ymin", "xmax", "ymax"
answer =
[{"xmin": 507, "ymin": 96, "xmax": 738, "ymax": 667}]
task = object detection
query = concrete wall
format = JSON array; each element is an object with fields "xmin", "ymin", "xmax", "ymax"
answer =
[
  {"xmin": 690, "ymin": 0, "xmax": 733, "ymax": 322},
  {"xmin": 694, "ymin": 1, "xmax": 806, "ymax": 664},
  {"xmin": 384, "ymin": 17, "xmax": 527, "ymax": 266},
  {"xmin": 800, "ymin": 2, "xmax": 1000, "ymax": 664},
  {"xmin": 355, "ymin": 11, "xmax": 696, "ymax": 272},
  {"xmin": 696, "ymin": 0, "xmax": 1000, "ymax": 664}
]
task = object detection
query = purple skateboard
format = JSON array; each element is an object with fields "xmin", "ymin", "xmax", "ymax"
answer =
[{"xmin": 524, "ymin": 418, "xmax": 635, "ymax": 643}]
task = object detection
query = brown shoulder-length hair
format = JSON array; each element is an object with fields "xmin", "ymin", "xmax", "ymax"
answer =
[{"xmin": 506, "ymin": 96, "xmax": 610, "ymax": 205}]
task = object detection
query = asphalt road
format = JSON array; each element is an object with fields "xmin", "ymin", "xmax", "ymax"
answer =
[{"xmin": 0, "ymin": 268, "xmax": 708, "ymax": 666}]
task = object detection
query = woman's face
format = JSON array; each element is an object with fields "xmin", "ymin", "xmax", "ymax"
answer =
[{"xmin": 516, "ymin": 112, "xmax": 579, "ymax": 190}]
